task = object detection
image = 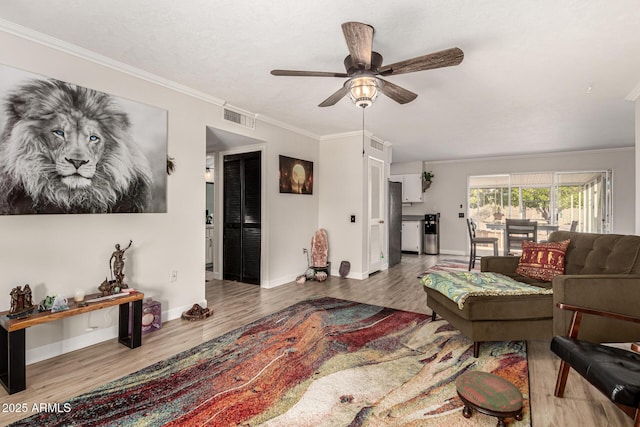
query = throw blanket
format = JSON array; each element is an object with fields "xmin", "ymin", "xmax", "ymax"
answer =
[{"xmin": 421, "ymin": 271, "xmax": 553, "ymax": 309}]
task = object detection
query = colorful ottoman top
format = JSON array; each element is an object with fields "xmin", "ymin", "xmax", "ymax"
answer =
[
  {"xmin": 421, "ymin": 271, "xmax": 552, "ymax": 309},
  {"xmin": 456, "ymin": 371, "xmax": 523, "ymax": 414}
]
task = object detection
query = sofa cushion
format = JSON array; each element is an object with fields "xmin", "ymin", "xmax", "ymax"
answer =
[
  {"xmin": 515, "ymin": 240, "xmax": 570, "ymax": 281},
  {"xmin": 549, "ymin": 231, "xmax": 640, "ymax": 274}
]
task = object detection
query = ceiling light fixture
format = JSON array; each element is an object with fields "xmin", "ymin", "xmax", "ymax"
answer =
[{"xmin": 348, "ymin": 75, "xmax": 380, "ymax": 108}]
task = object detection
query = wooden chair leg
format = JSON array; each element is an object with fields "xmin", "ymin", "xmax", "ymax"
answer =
[
  {"xmin": 554, "ymin": 360, "xmax": 571, "ymax": 397},
  {"xmin": 468, "ymin": 243, "xmax": 474, "ymax": 271},
  {"xmin": 431, "ymin": 311, "xmax": 437, "ymax": 321},
  {"xmin": 554, "ymin": 311, "xmax": 583, "ymax": 398},
  {"xmin": 473, "ymin": 341, "xmax": 480, "ymax": 357}
]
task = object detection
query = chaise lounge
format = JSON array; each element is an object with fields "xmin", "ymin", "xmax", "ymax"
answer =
[{"xmin": 424, "ymin": 231, "xmax": 640, "ymax": 356}]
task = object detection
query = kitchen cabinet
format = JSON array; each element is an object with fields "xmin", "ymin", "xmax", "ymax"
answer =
[
  {"xmin": 390, "ymin": 174, "xmax": 423, "ymax": 203},
  {"xmin": 401, "ymin": 220, "xmax": 423, "ymax": 252}
]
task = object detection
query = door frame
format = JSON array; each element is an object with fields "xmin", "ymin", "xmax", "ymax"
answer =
[{"xmin": 368, "ymin": 156, "xmax": 385, "ymax": 274}]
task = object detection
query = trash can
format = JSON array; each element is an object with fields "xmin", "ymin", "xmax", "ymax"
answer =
[{"xmin": 423, "ymin": 213, "xmax": 440, "ymax": 255}]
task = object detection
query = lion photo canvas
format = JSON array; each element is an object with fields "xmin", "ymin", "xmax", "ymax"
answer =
[{"xmin": 0, "ymin": 64, "xmax": 168, "ymax": 214}]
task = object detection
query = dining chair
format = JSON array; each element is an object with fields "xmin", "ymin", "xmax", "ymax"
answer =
[
  {"xmin": 466, "ymin": 218, "xmax": 499, "ymax": 270},
  {"xmin": 504, "ymin": 219, "xmax": 537, "ymax": 256}
]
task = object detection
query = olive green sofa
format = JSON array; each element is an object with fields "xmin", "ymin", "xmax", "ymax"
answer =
[{"xmin": 424, "ymin": 231, "xmax": 640, "ymax": 356}]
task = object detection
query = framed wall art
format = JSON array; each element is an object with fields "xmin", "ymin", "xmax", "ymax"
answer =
[
  {"xmin": 0, "ymin": 64, "xmax": 168, "ymax": 214},
  {"xmin": 279, "ymin": 155, "xmax": 313, "ymax": 195}
]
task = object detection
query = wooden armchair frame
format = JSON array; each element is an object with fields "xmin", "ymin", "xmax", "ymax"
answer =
[{"xmin": 553, "ymin": 303, "xmax": 640, "ymax": 426}]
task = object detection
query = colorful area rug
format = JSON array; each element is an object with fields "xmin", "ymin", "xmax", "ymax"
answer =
[{"xmin": 11, "ymin": 298, "xmax": 530, "ymax": 426}]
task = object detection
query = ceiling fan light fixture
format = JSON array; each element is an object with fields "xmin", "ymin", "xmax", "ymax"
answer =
[{"xmin": 348, "ymin": 76, "xmax": 380, "ymax": 108}]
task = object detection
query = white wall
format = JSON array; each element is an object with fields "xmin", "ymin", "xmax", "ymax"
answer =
[
  {"xmin": 259, "ymin": 124, "xmax": 320, "ymax": 287},
  {"xmin": 393, "ymin": 148, "xmax": 636, "ymax": 255},
  {"xmin": 0, "ymin": 29, "xmax": 320, "ymax": 363},
  {"xmin": 318, "ymin": 133, "xmax": 366, "ymax": 278}
]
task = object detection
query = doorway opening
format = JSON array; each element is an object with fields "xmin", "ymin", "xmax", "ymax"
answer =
[{"xmin": 206, "ymin": 126, "xmax": 265, "ymax": 285}]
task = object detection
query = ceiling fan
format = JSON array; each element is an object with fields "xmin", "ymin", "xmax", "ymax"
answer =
[{"xmin": 271, "ymin": 22, "xmax": 464, "ymax": 108}]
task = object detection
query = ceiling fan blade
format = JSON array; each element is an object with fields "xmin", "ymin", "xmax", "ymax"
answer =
[
  {"xmin": 376, "ymin": 78, "xmax": 418, "ymax": 104},
  {"xmin": 379, "ymin": 47, "xmax": 464, "ymax": 75},
  {"xmin": 341, "ymin": 22, "xmax": 374, "ymax": 69},
  {"xmin": 318, "ymin": 85, "xmax": 349, "ymax": 107},
  {"xmin": 271, "ymin": 70, "xmax": 349, "ymax": 78}
]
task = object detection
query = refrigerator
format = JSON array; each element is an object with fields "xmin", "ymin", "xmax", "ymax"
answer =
[{"xmin": 388, "ymin": 181, "xmax": 402, "ymax": 267}]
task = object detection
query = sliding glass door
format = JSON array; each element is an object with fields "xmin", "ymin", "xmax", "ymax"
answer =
[
  {"xmin": 468, "ymin": 170, "xmax": 611, "ymax": 253},
  {"xmin": 553, "ymin": 171, "xmax": 611, "ymax": 233}
]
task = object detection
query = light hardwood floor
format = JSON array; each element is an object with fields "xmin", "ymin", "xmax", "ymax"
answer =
[{"xmin": 0, "ymin": 254, "xmax": 632, "ymax": 426}]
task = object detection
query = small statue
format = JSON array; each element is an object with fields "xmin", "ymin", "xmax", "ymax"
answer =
[
  {"xmin": 23, "ymin": 284, "xmax": 33, "ymax": 308},
  {"xmin": 9, "ymin": 285, "xmax": 35, "ymax": 318},
  {"xmin": 110, "ymin": 240, "xmax": 132, "ymax": 289},
  {"xmin": 10, "ymin": 286, "xmax": 21, "ymax": 313},
  {"xmin": 98, "ymin": 277, "xmax": 116, "ymax": 296}
]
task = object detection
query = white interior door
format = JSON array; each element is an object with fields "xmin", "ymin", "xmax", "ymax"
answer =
[{"xmin": 368, "ymin": 157, "xmax": 384, "ymax": 274}]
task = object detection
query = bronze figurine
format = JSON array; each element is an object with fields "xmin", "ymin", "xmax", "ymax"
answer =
[
  {"xmin": 8, "ymin": 285, "xmax": 35, "ymax": 318},
  {"xmin": 110, "ymin": 240, "xmax": 132, "ymax": 289}
]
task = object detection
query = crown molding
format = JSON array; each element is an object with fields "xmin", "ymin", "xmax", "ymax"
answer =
[
  {"xmin": 0, "ymin": 18, "xmax": 322, "ymax": 141},
  {"xmin": 422, "ymin": 146, "xmax": 634, "ymax": 165},
  {"xmin": 254, "ymin": 114, "xmax": 319, "ymax": 140},
  {"xmin": 0, "ymin": 19, "xmax": 229, "ymax": 107},
  {"xmin": 319, "ymin": 129, "xmax": 390, "ymax": 147},
  {"xmin": 319, "ymin": 130, "xmax": 362, "ymax": 141}
]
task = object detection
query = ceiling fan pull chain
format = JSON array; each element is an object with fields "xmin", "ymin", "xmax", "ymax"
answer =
[{"xmin": 362, "ymin": 107, "xmax": 365, "ymax": 157}]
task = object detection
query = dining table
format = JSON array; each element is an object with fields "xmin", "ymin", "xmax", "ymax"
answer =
[{"xmin": 484, "ymin": 221, "xmax": 560, "ymax": 255}]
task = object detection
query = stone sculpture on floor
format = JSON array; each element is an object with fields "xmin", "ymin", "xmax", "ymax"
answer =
[{"xmin": 296, "ymin": 229, "xmax": 330, "ymax": 283}]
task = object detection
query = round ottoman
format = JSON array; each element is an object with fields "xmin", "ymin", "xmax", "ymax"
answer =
[{"xmin": 455, "ymin": 371, "xmax": 523, "ymax": 427}]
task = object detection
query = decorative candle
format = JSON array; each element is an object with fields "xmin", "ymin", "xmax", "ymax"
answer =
[{"xmin": 73, "ymin": 289, "xmax": 85, "ymax": 302}]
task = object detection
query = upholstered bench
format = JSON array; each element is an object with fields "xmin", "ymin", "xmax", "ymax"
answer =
[{"xmin": 422, "ymin": 271, "xmax": 553, "ymax": 356}]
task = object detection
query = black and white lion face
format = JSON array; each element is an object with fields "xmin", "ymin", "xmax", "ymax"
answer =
[
  {"xmin": 0, "ymin": 79, "xmax": 153, "ymax": 213},
  {"xmin": 45, "ymin": 113, "xmax": 105, "ymax": 189}
]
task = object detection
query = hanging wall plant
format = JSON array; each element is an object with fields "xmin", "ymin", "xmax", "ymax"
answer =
[
  {"xmin": 422, "ymin": 171, "xmax": 434, "ymax": 191},
  {"xmin": 167, "ymin": 156, "xmax": 176, "ymax": 175}
]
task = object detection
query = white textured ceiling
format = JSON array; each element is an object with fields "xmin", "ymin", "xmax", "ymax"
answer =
[{"xmin": 1, "ymin": 0, "xmax": 639, "ymax": 162}]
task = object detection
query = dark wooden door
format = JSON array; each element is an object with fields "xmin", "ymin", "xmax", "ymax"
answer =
[{"xmin": 223, "ymin": 151, "xmax": 261, "ymax": 284}]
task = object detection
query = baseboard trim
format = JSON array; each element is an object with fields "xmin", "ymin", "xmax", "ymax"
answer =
[{"xmin": 26, "ymin": 300, "xmax": 205, "ymax": 365}]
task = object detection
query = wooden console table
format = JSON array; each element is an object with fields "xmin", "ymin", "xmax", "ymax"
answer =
[{"xmin": 0, "ymin": 291, "xmax": 144, "ymax": 394}]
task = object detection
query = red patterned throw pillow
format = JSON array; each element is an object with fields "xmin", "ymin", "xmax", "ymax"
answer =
[{"xmin": 515, "ymin": 239, "xmax": 570, "ymax": 281}]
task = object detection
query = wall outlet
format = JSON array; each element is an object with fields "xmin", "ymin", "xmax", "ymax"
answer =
[
  {"xmin": 170, "ymin": 270, "xmax": 178, "ymax": 282},
  {"xmin": 350, "ymin": 215, "xmax": 356, "ymax": 223},
  {"xmin": 459, "ymin": 212, "xmax": 465, "ymax": 218}
]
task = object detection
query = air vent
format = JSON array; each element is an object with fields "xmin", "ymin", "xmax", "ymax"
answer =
[
  {"xmin": 369, "ymin": 140, "xmax": 384, "ymax": 151},
  {"xmin": 223, "ymin": 107, "xmax": 256, "ymax": 129}
]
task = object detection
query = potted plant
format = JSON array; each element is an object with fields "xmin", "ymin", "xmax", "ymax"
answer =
[
  {"xmin": 493, "ymin": 206, "xmax": 504, "ymax": 221},
  {"xmin": 422, "ymin": 171, "xmax": 434, "ymax": 191}
]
